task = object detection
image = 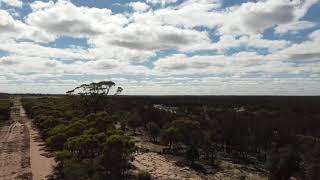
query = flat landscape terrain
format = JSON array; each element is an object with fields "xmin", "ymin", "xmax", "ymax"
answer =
[{"xmin": 0, "ymin": 94, "xmax": 319, "ymax": 180}]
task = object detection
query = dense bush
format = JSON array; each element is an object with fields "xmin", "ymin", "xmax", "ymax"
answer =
[
  {"xmin": 22, "ymin": 94, "xmax": 320, "ymax": 180},
  {"xmin": 22, "ymin": 97, "xmax": 134, "ymax": 180}
]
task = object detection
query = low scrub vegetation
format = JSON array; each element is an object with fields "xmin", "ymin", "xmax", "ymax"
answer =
[{"xmin": 0, "ymin": 97, "xmax": 11, "ymax": 122}]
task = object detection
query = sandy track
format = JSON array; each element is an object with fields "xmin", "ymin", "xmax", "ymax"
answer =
[
  {"xmin": 0, "ymin": 97, "xmax": 56, "ymax": 180},
  {"xmin": 28, "ymin": 127, "xmax": 55, "ymax": 180},
  {"xmin": 21, "ymin": 107, "xmax": 56, "ymax": 180},
  {"xmin": 0, "ymin": 98, "xmax": 31, "ymax": 180}
]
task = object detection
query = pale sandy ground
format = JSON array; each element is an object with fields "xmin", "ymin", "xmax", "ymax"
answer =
[
  {"xmin": 132, "ymin": 134, "xmax": 267, "ymax": 180},
  {"xmin": 20, "ymin": 102, "xmax": 56, "ymax": 180},
  {"xmin": 133, "ymin": 152, "xmax": 267, "ymax": 180}
]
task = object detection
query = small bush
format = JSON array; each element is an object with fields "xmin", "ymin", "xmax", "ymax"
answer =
[
  {"xmin": 136, "ymin": 170, "xmax": 151, "ymax": 180},
  {"xmin": 0, "ymin": 99, "xmax": 11, "ymax": 122}
]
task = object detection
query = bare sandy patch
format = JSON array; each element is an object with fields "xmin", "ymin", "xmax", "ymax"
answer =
[{"xmin": 131, "ymin": 133, "xmax": 267, "ymax": 180}]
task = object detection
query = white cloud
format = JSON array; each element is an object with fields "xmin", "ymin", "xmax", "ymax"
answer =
[
  {"xmin": 0, "ymin": 10, "xmax": 19, "ymax": 33},
  {"xmin": 109, "ymin": 24, "xmax": 212, "ymax": 51},
  {"xmin": 26, "ymin": 0, "xmax": 128, "ymax": 38},
  {"xmin": 129, "ymin": 2, "xmax": 150, "ymax": 12},
  {"xmin": 153, "ymin": 34, "xmax": 320, "ymax": 76},
  {"xmin": 309, "ymin": 29, "xmax": 320, "ymax": 41},
  {"xmin": 0, "ymin": 54, "xmax": 151, "ymax": 80},
  {"xmin": 30, "ymin": 0, "xmax": 54, "ymax": 11},
  {"xmin": 0, "ymin": 10, "xmax": 55, "ymax": 42},
  {"xmin": 217, "ymin": 0, "xmax": 318, "ymax": 35},
  {"xmin": 275, "ymin": 21, "xmax": 317, "ymax": 34},
  {"xmin": 0, "ymin": 55, "xmax": 65, "ymax": 76},
  {"xmin": 132, "ymin": 0, "xmax": 222, "ymax": 28},
  {"xmin": 134, "ymin": 0, "xmax": 317, "ymax": 36}
]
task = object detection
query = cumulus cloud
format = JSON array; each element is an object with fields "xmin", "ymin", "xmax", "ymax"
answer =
[
  {"xmin": 154, "ymin": 54, "xmax": 226, "ymax": 72},
  {"xmin": 132, "ymin": 0, "xmax": 222, "ymax": 28},
  {"xmin": 153, "ymin": 52, "xmax": 282, "ymax": 77},
  {"xmin": 0, "ymin": 10, "xmax": 54, "ymax": 42},
  {"xmin": 153, "ymin": 32, "xmax": 320, "ymax": 76},
  {"xmin": 134, "ymin": 0, "xmax": 317, "ymax": 36},
  {"xmin": 0, "ymin": 10, "xmax": 19, "ymax": 33},
  {"xmin": 0, "ymin": 55, "xmax": 65, "ymax": 76},
  {"xmin": 109, "ymin": 24, "xmax": 211, "ymax": 51},
  {"xmin": 0, "ymin": 54, "xmax": 151, "ymax": 80},
  {"xmin": 217, "ymin": 0, "xmax": 318, "ymax": 35},
  {"xmin": 26, "ymin": 0, "xmax": 128, "ymax": 38},
  {"xmin": 30, "ymin": 0, "xmax": 54, "ymax": 11},
  {"xmin": 129, "ymin": 2, "xmax": 150, "ymax": 12}
]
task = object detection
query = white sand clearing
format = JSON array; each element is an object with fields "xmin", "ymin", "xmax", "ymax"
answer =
[
  {"xmin": 133, "ymin": 152, "xmax": 204, "ymax": 180},
  {"xmin": 132, "ymin": 134, "xmax": 267, "ymax": 180},
  {"xmin": 133, "ymin": 152, "xmax": 268, "ymax": 180}
]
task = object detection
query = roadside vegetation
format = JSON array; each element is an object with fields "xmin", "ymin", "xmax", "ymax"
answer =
[
  {"xmin": 0, "ymin": 95, "xmax": 11, "ymax": 122},
  {"xmin": 21, "ymin": 82, "xmax": 320, "ymax": 180}
]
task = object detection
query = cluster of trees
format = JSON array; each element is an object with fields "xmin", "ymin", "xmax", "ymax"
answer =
[
  {"xmin": 22, "ymin": 86, "xmax": 320, "ymax": 180},
  {"xmin": 0, "ymin": 97, "xmax": 11, "ymax": 122},
  {"xmin": 22, "ymin": 82, "xmax": 150, "ymax": 180},
  {"xmin": 23, "ymin": 98, "xmax": 138, "ymax": 180}
]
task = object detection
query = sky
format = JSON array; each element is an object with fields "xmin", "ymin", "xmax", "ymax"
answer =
[{"xmin": 0, "ymin": 0, "xmax": 319, "ymax": 95}]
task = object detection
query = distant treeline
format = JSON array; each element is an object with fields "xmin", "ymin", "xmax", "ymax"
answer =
[
  {"xmin": 107, "ymin": 95, "xmax": 320, "ymax": 107},
  {"xmin": 13, "ymin": 94, "xmax": 320, "ymax": 105}
]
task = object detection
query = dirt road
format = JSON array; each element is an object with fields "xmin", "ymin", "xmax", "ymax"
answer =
[
  {"xmin": 0, "ymin": 97, "xmax": 55, "ymax": 180},
  {"xmin": 0, "ymin": 97, "xmax": 31, "ymax": 180},
  {"xmin": 21, "ymin": 106, "xmax": 56, "ymax": 180}
]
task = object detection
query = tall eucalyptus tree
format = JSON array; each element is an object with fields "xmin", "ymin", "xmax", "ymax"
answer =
[{"xmin": 66, "ymin": 81, "xmax": 123, "ymax": 113}]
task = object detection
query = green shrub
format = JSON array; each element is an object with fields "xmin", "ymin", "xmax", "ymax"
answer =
[
  {"xmin": 0, "ymin": 99, "xmax": 11, "ymax": 122},
  {"xmin": 136, "ymin": 171, "xmax": 151, "ymax": 180}
]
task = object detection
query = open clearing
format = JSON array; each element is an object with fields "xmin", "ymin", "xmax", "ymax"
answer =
[{"xmin": 132, "ymin": 134, "xmax": 267, "ymax": 180}]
